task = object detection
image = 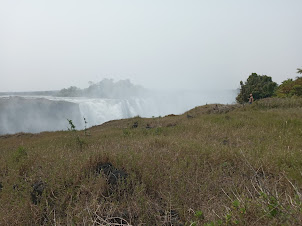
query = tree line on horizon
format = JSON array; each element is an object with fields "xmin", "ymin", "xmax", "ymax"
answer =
[
  {"xmin": 236, "ymin": 67, "xmax": 302, "ymax": 103},
  {"xmin": 56, "ymin": 78, "xmax": 145, "ymax": 99},
  {"xmin": 56, "ymin": 68, "xmax": 302, "ymax": 103}
]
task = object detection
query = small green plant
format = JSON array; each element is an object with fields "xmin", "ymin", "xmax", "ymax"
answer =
[
  {"xmin": 155, "ymin": 127, "xmax": 163, "ymax": 135},
  {"xmin": 268, "ymin": 198, "xmax": 279, "ymax": 217},
  {"xmin": 83, "ymin": 117, "xmax": 90, "ymax": 136},
  {"xmin": 12, "ymin": 146, "xmax": 27, "ymax": 162},
  {"xmin": 194, "ymin": 210, "xmax": 204, "ymax": 219},
  {"xmin": 224, "ymin": 213, "xmax": 232, "ymax": 224},
  {"xmin": 189, "ymin": 209, "xmax": 204, "ymax": 226},
  {"xmin": 260, "ymin": 192, "xmax": 281, "ymax": 218},
  {"xmin": 123, "ymin": 128, "xmax": 131, "ymax": 137},
  {"xmin": 67, "ymin": 119, "xmax": 85, "ymax": 151},
  {"xmin": 67, "ymin": 119, "xmax": 76, "ymax": 132},
  {"xmin": 232, "ymin": 200, "xmax": 240, "ymax": 209}
]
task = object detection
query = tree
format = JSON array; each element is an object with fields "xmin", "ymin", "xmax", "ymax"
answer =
[
  {"xmin": 276, "ymin": 77, "xmax": 302, "ymax": 97},
  {"xmin": 236, "ymin": 73, "xmax": 278, "ymax": 103},
  {"xmin": 275, "ymin": 79, "xmax": 294, "ymax": 97},
  {"xmin": 57, "ymin": 86, "xmax": 82, "ymax": 97},
  {"xmin": 276, "ymin": 67, "xmax": 302, "ymax": 97}
]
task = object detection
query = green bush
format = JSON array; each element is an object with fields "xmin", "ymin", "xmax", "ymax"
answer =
[
  {"xmin": 236, "ymin": 73, "xmax": 278, "ymax": 103},
  {"xmin": 276, "ymin": 77, "xmax": 302, "ymax": 97}
]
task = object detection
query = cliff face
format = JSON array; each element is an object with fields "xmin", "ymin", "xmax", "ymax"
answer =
[{"xmin": 0, "ymin": 96, "xmax": 83, "ymax": 135}]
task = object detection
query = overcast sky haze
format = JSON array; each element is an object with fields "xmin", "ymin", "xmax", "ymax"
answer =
[{"xmin": 0, "ymin": 0, "xmax": 301, "ymax": 92}]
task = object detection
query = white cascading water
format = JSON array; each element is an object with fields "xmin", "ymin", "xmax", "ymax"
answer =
[
  {"xmin": 0, "ymin": 88, "xmax": 237, "ymax": 134},
  {"xmin": 75, "ymin": 98, "xmax": 144, "ymax": 127},
  {"xmin": 46, "ymin": 96, "xmax": 163, "ymax": 128}
]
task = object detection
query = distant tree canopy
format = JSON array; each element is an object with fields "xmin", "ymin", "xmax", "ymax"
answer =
[
  {"xmin": 297, "ymin": 67, "xmax": 302, "ymax": 74},
  {"xmin": 236, "ymin": 73, "xmax": 278, "ymax": 103},
  {"xmin": 57, "ymin": 86, "xmax": 82, "ymax": 97},
  {"xmin": 56, "ymin": 79, "xmax": 145, "ymax": 98},
  {"xmin": 276, "ymin": 76, "xmax": 302, "ymax": 97}
]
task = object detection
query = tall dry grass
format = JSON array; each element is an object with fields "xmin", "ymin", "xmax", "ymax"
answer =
[{"xmin": 0, "ymin": 98, "xmax": 302, "ymax": 225}]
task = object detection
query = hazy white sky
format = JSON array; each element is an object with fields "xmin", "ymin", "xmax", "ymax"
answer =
[{"xmin": 0, "ymin": 0, "xmax": 301, "ymax": 92}]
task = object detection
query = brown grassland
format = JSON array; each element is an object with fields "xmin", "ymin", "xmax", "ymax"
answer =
[{"xmin": 0, "ymin": 98, "xmax": 302, "ymax": 225}]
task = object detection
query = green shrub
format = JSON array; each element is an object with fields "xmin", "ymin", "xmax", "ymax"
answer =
[
  {"xmin": 275, "ymin": 76, "xmax": 302, "ymax": 98},
  {"xmin": 236, "ymin": 73, "xmax": 278, "ymax": 103}
]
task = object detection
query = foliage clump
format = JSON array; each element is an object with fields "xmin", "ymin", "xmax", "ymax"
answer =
[
  {"xmin": 236, "ymin": 73, "xmax": 278, "ymax": 103},
  {"xmin": 275, "ymin": 77, "xmax": 302, "ymax": 97},
  {"xmin": 57, "ymin": 86, "xmax": 82, "ymax": 97},
  {"xmin": 56, "ymin": 79, "xmax": 145, "ymax": 98}
]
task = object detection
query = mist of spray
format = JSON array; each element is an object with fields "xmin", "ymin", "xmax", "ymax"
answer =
[{"xmin": 0, "ymin": 79, "xmax": 237, "ymax": 135}]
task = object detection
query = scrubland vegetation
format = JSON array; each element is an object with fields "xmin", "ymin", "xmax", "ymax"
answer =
[
  {"xmin": 0, "ymin": 98, "xmax": 302, "ymax": 225},
  {"xmin": 236, "ymin": 68, "xmax": 302, "ymax": 104}
]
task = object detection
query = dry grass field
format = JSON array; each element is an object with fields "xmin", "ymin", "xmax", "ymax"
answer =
[{"xmin": 0, "ymin": 98, "xmax": 302, "ymax": 225}]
